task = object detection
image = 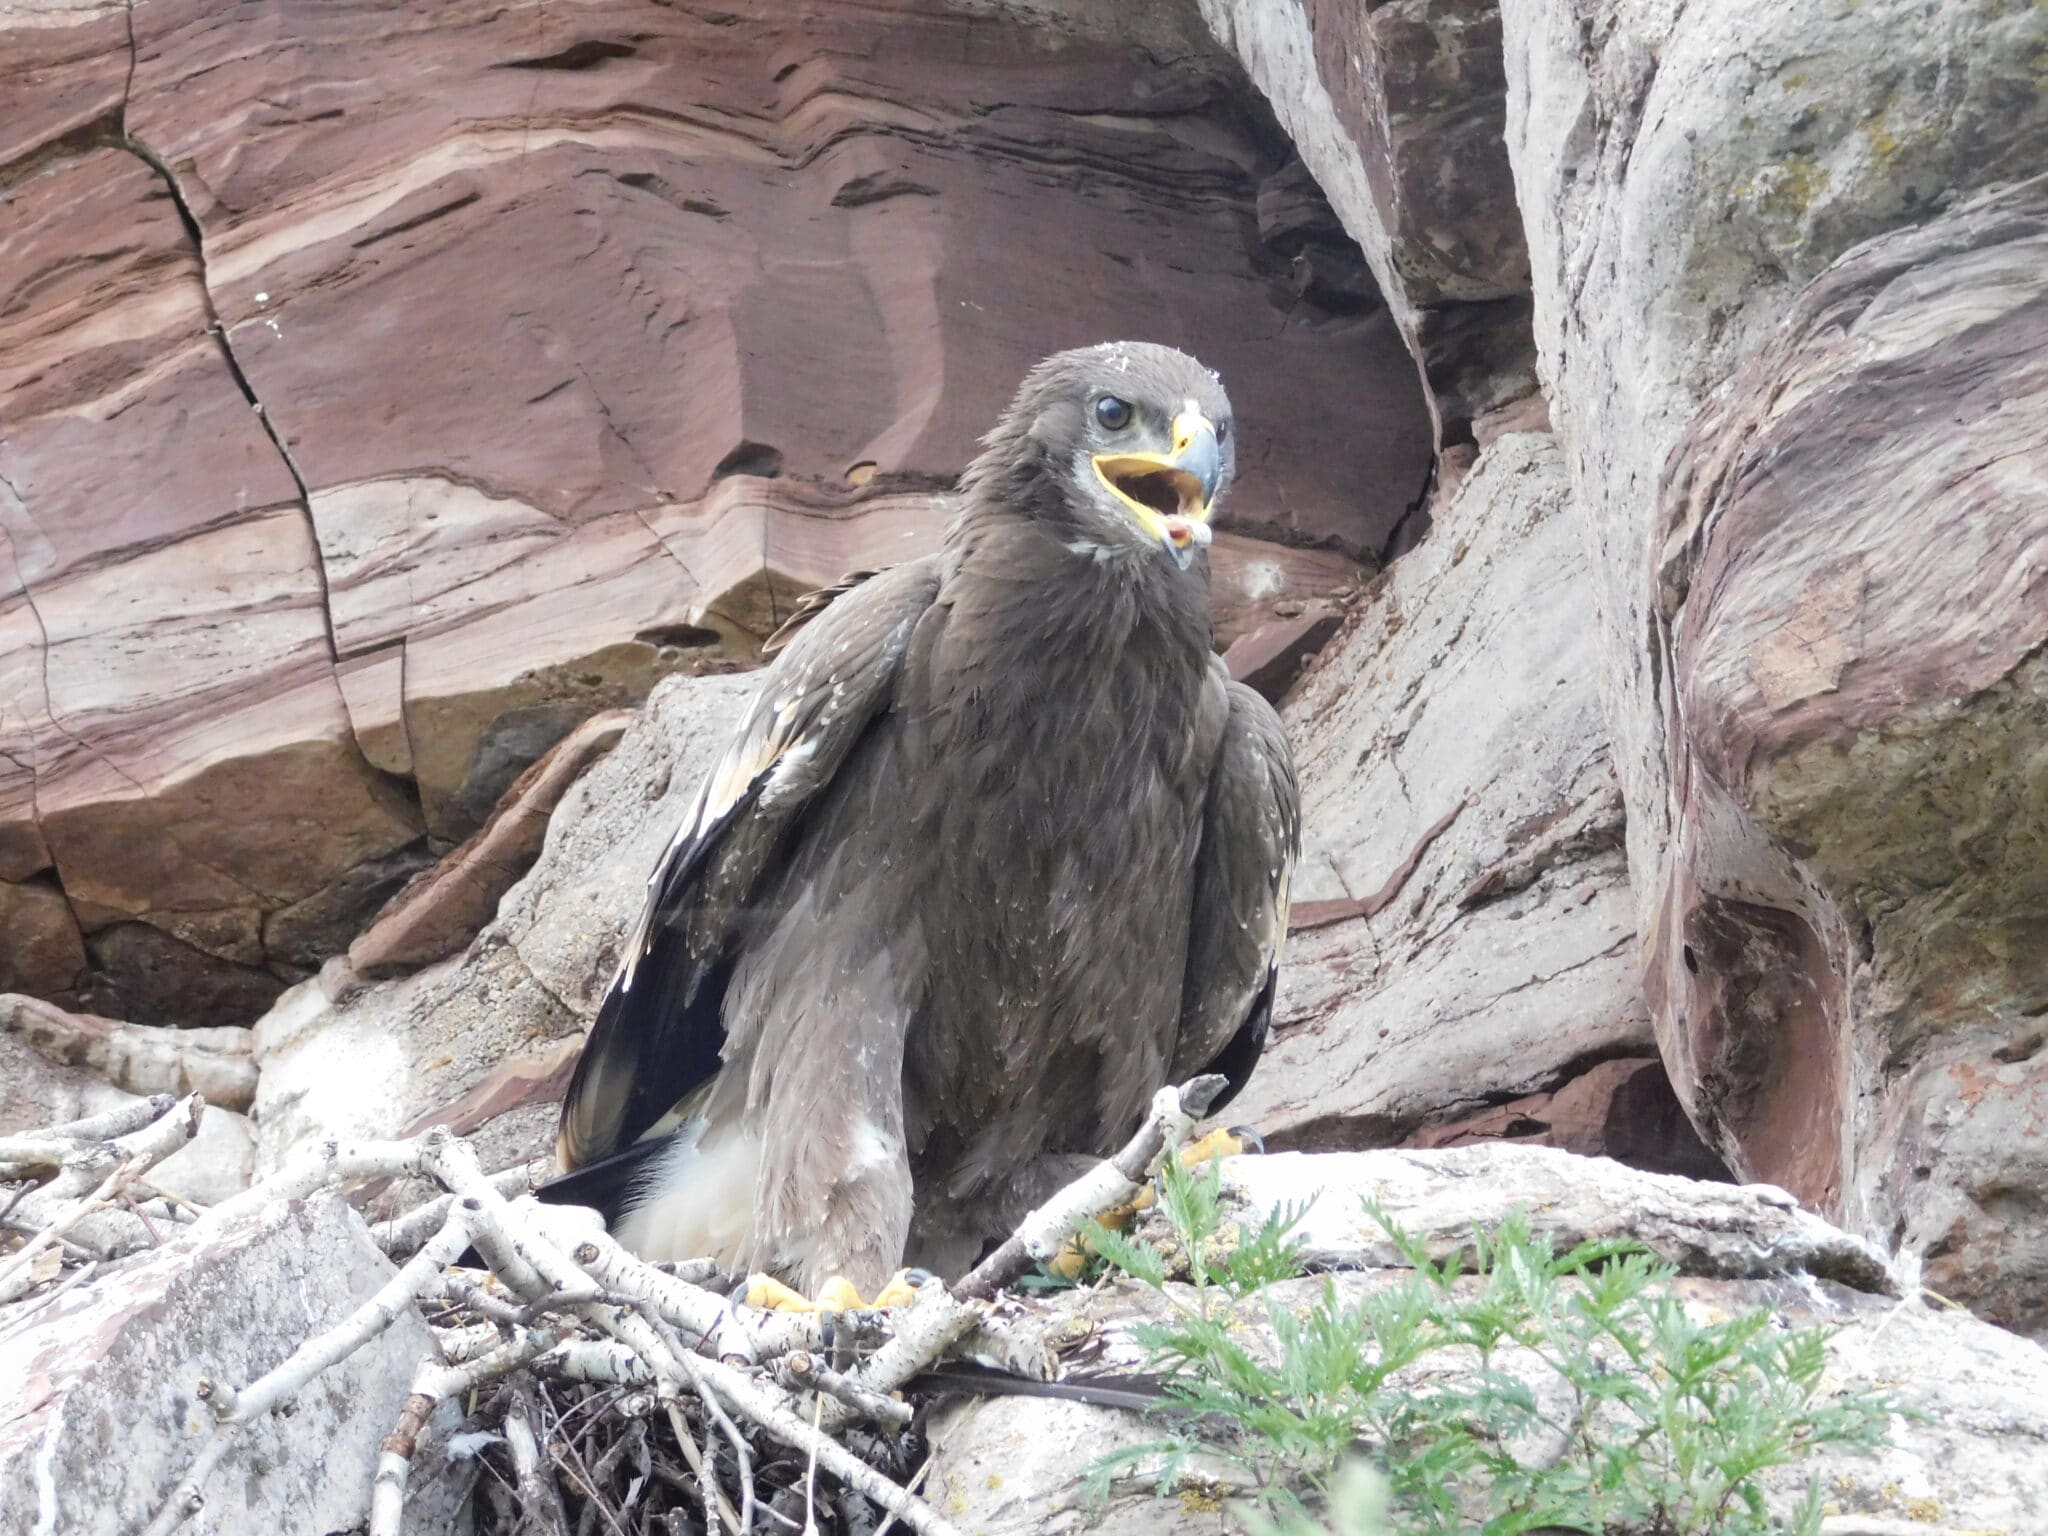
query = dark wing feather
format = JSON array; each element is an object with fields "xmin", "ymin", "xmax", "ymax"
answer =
[
  {"xmin": 555, "ymin": 556, "xmax": 943, "ymax": 1170},
  {"xmin": 1171, "ymin": 676, "xmax": 1300, "ymax": 1114},
  {"xmin": 761, "ymin": 569, "xmax": 881, "ymax": 656}
]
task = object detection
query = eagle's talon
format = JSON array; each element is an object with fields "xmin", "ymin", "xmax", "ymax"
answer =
[
  {"xmin": 1178, "ymin": 1125, "xmax": 1258, "ymax": 1167},
  {"xmin": 744, "ymin": 1272, "xmax": 819, "ymax": 1311},
  {"xmin": 865, "ymin": 1268, "xmax": 925, "ymax": 1309},
  {"xmin": 743, "ymin": 1269, "xmax": 923, "ymax": 1312}
]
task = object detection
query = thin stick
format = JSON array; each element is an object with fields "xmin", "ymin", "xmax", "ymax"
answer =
[
  {"xmin": 650, "ymin": 1316, "xmax": 757, "ymax": 1534},
  {"xmin": 0, "ymin": 1095, "xmax": 204, "ymax": 1303},
  {"xmin": 778, "ymin": 1352, "xmax": 913, "ymax": 1429},
  {"xmin": 374, "ymin": 1166, "xmax": 535, "ymax": 1257},
  {"xmin": 952, "ymin": 1075, "xmax": 1224, "ymax": 1302},
  {"xmin": 368, "ymin": 1327, "xmax": 564, "ymax": 1536},
  {"xmin": 668, "ymin": 1402, "xmax": 742, "ymax": 1536},
  {"xmin": 0, "ymin": 1096, "xmax": 175, "ymax": 1164},
  {"xmin": 800, "ymin": 1393, "xmax": 823, "ymax": 1534},
  {"xmin": 870, "ymin": 1457, "xmax": 934, "ymax": 1536}
]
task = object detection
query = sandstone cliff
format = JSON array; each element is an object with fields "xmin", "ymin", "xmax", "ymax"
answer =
[{"xmin": 3, "ymin": 0, "xmax": 2046, "ymax": 1528}]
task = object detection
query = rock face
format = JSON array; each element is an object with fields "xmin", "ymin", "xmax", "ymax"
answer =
[
  {"xmin": 5, "ymin": 0, "xmax": 2046, "ymax": 1358},
  {"xmin": 1655, "ymin": 188, "xmax": 2048, "ymax": 1331},
  {"xmin": 1233, "ymin": 431, "xmax": 1720, "ymax": 1178},
  {"xmin": 1194, "ymin": 0, "xmax": 1538, "ymax": 445},
  {"xmin": 0, "ymin": 1192, "xmax": 428, "ymax": 1536},
  {"xmin": 1186, "ymin": 0, "xmax": 2048, "ymax": 1332},
  {"xmin": 927, "ymin": 1147, "xmax": 2048, "ymax": 1536},
  {"xmin": 250, "ymin": 672, "xmax": 756, "ymax": 1177},
  {"xmin": 1491, "ymin": 0, "xmax": 2048, "ymax": 1331},
  {"xmin": 0, "ymin": 0, "xmax": 1430, "ymax": 1027}
]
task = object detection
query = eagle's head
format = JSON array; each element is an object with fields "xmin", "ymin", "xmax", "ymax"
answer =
[{"xmin": 964, "ymin": 342, "xmax": 1236, "ymax": 571}]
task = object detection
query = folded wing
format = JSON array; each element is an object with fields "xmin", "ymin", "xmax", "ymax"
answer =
[
  {"xmin": 555, "ymin": 557, "xmax": 944, "ymax": 1172},
  {"xmin": 1171, "ymin": 676, "xmax": 1300, "ymax": 1112}
]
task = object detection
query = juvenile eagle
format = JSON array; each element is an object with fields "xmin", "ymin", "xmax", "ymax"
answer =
[{"xmin": 546, "ymin": 343, "xmax": 1300, "ymax": 1301}]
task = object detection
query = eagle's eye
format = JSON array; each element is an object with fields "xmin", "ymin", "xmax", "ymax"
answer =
[{"xmin": 1094, "ymin": 395, "xmax": 1133, "ymax": 431}]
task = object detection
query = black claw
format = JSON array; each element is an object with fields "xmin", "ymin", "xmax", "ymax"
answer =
[{"xmin": 1228, "ymin": 1125, "xmax": 1267, "ymax": 1156}]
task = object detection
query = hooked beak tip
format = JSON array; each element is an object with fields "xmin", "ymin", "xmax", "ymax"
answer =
[{"xmin": 1169, "ymin": 411, "xmax": 1223, "ymax": 512}]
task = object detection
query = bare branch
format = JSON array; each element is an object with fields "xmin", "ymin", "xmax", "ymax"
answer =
[
  {"xmin": 954, "ymin": 1075, "xmax": 1224, "ymax": 1301},
  {"xmin": 0, "ymin": 1093, "xmax": 204, "ymax": 1304},
  {"xmin": 369, "ymin": 1328, "xmax": 565, "ymax": 1536},
  {"xmin": 777, "ymin": 1351, "xmax": 914, "ymax": 1428}
]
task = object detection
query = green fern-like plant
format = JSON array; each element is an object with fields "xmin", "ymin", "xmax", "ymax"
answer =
[{"xmin": 1084, "ymin": 1158, "xmax": 1901, "ymax": 1535}]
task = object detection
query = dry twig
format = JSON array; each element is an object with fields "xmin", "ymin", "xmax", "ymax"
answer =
[{"xmin": 5, "ymin": 1074, "xmax": 1227, "ymax": 1536}]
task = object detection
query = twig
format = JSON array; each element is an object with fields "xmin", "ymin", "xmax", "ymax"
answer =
[
  {"xmin": 800, "ymin": 1392, "xmax": 823, "ymax": 1534},
  {"xmin": 534, "ymin": 1322, "xmax": 961, "ymax": 1536},
  {"xmin": 953, "ymin": 1075, "xmax": 1225, "ymax": 1301},
  {"xmin": 557, "ymin": 1219, "xmax": 838, "ymax": 1364},
  {"xmin": 777, "ymin": 1352, "xmax": 913, "ymax": 1428},
  {"xmin": 506, "ymin": 1382, "xmax": 575, "ymax": 1536},
  {"xmin": 650, "ymin": 1315, "xmax": 759, "ymax": 1533},
  {"xmin": 631, "ymin": 1319, "xmax": 961, "ymax": 1536},
  {"xmin": 0, "ymin": 1094, "xmax": 204, "ymax": 1303},
  {"xmin": 368, "ymin": 1327, "xmax": 564, "ymax": 1536},
  {"xmin": 668, "ymin": 1400, "xmax": 741, "ymax": 1534},
  {"xmin": 375, "ymin": 1166, "xmax": 535, "ymax": 1257},
  {"xmin": 817, "ymin": 1284, "xmax": 977, "ymax": 1434},
  {"xmin": 108, "ymin": 1078, "xmax": 1225, "ymax": 1536},
  {"xmin": 204, "ymin": 1134, "xmax": 443, "ymax": 1225},
  {"xmin": 0, "ymin": 1096, "xmax": 175, "ymax": 1166},
  {"xmin": 870, "ymin": 1457, "xmax": 934, "ymax": 1536}
]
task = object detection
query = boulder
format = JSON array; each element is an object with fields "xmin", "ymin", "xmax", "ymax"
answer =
[
  {"xmin": 1498, "ymin": 0, "xmax": 2048, "ymax": 1328},
  {"xmin": 1229, "ymin": 431, "xmax": 1717, "ymax": 1177},
  {"xmin": 928, "ymin": 1147, "xmax": 2047, "ymax": 1536},
  {"xmin": 0, "ymin": 993, "xmax": 257, "ymax": 1113},
  {"xmin": 348, "ymin": 706, "xmax": 635, "ymax": 979},
  {"xmin": 0, "ymin": 880, "xmax": 86, "ymax": 1002},
  {"xmin": 0, "ymin": 1192, "xmax": 429, "ymax": 1536}
]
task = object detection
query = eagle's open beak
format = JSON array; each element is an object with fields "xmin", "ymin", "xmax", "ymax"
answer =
[{"xmin": 1093, "ymin": 409, "xmax": 1221, "ymax": 569}]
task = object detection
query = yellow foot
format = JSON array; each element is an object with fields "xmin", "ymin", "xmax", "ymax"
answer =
[
  {"xmin": 742, "ymin": 1268, "xmax": 926, "ymax": 1312},
  {"xmin": 1179, "ymin": 1125, "xmax": 1259, "ymax": 1167}
]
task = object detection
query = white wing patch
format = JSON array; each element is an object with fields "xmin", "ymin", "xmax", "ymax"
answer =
[{"xmin": 613, "ymin": 1122, "xmax": 763, "ymax": 1269}]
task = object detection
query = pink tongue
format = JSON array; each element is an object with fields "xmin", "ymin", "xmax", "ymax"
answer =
[{"xmin": 1162, "ymin": 515, "xmax": 1211, "ymax": 548}]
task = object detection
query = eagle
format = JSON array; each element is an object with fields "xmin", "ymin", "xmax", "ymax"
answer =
[{"xmin": 543, "ymin": 342, "xmax": 1300, "ymax": 1304}]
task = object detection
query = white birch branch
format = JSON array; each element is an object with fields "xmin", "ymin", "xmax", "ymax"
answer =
[{"xmin": 953, "ymin": 1074, "xmax": 1224, "ymax": 1301}]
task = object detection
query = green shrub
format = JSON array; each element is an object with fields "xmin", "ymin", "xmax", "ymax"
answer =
[{"xmin": 1083, "ymin": 1156, "xmax": 1902, "ymax": 1535}]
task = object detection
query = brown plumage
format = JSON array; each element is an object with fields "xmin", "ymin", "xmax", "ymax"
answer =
[{"xmin": 545, "ymin": 342, "xmax": 1300, "ymax": 1293}]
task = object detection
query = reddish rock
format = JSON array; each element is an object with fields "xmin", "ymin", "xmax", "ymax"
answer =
[
  {"xmin": 1650, "ymin": 183, "xmax": 2048, "ymax": 1328},
  {"xmin": 350, "ymin": 709, "xmax": 632, "ymax": 979},
  {"xmin": 123, "ymin": 0, "xmax": 1427, "ymax": 555},
  {"xmin": 1226, "ymin": 434, "xmax": 1660, "ymax": 1158},
  {"xmin": 0, "ymin": 0, "xmax": 1431, "ymax": 1022},
  {"xmin": 395, "ymin": 1037, "xmax": 581, "ymax": 1143},
  {"xmin": 1412, "ymin": 1057, "xmax": 1731, "ymax": 1183},
  {"xmin": 0, "ymin": 2, "xmax": 126, "ymax": 182},
  {"xmin": 1222, "ymin": 606, "xmax": 1344, "ymax": 704},
  {"xmin": 1196, "ymin": 0, "xmax": 1539, "ymax": 442},
  {"xmin": 0, "ymin": 149, "xmax": 423, "ymax": 1024},
  {"xmin": 0, "ymin": 878, "xmax": 87, "ymax": 1000}
]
